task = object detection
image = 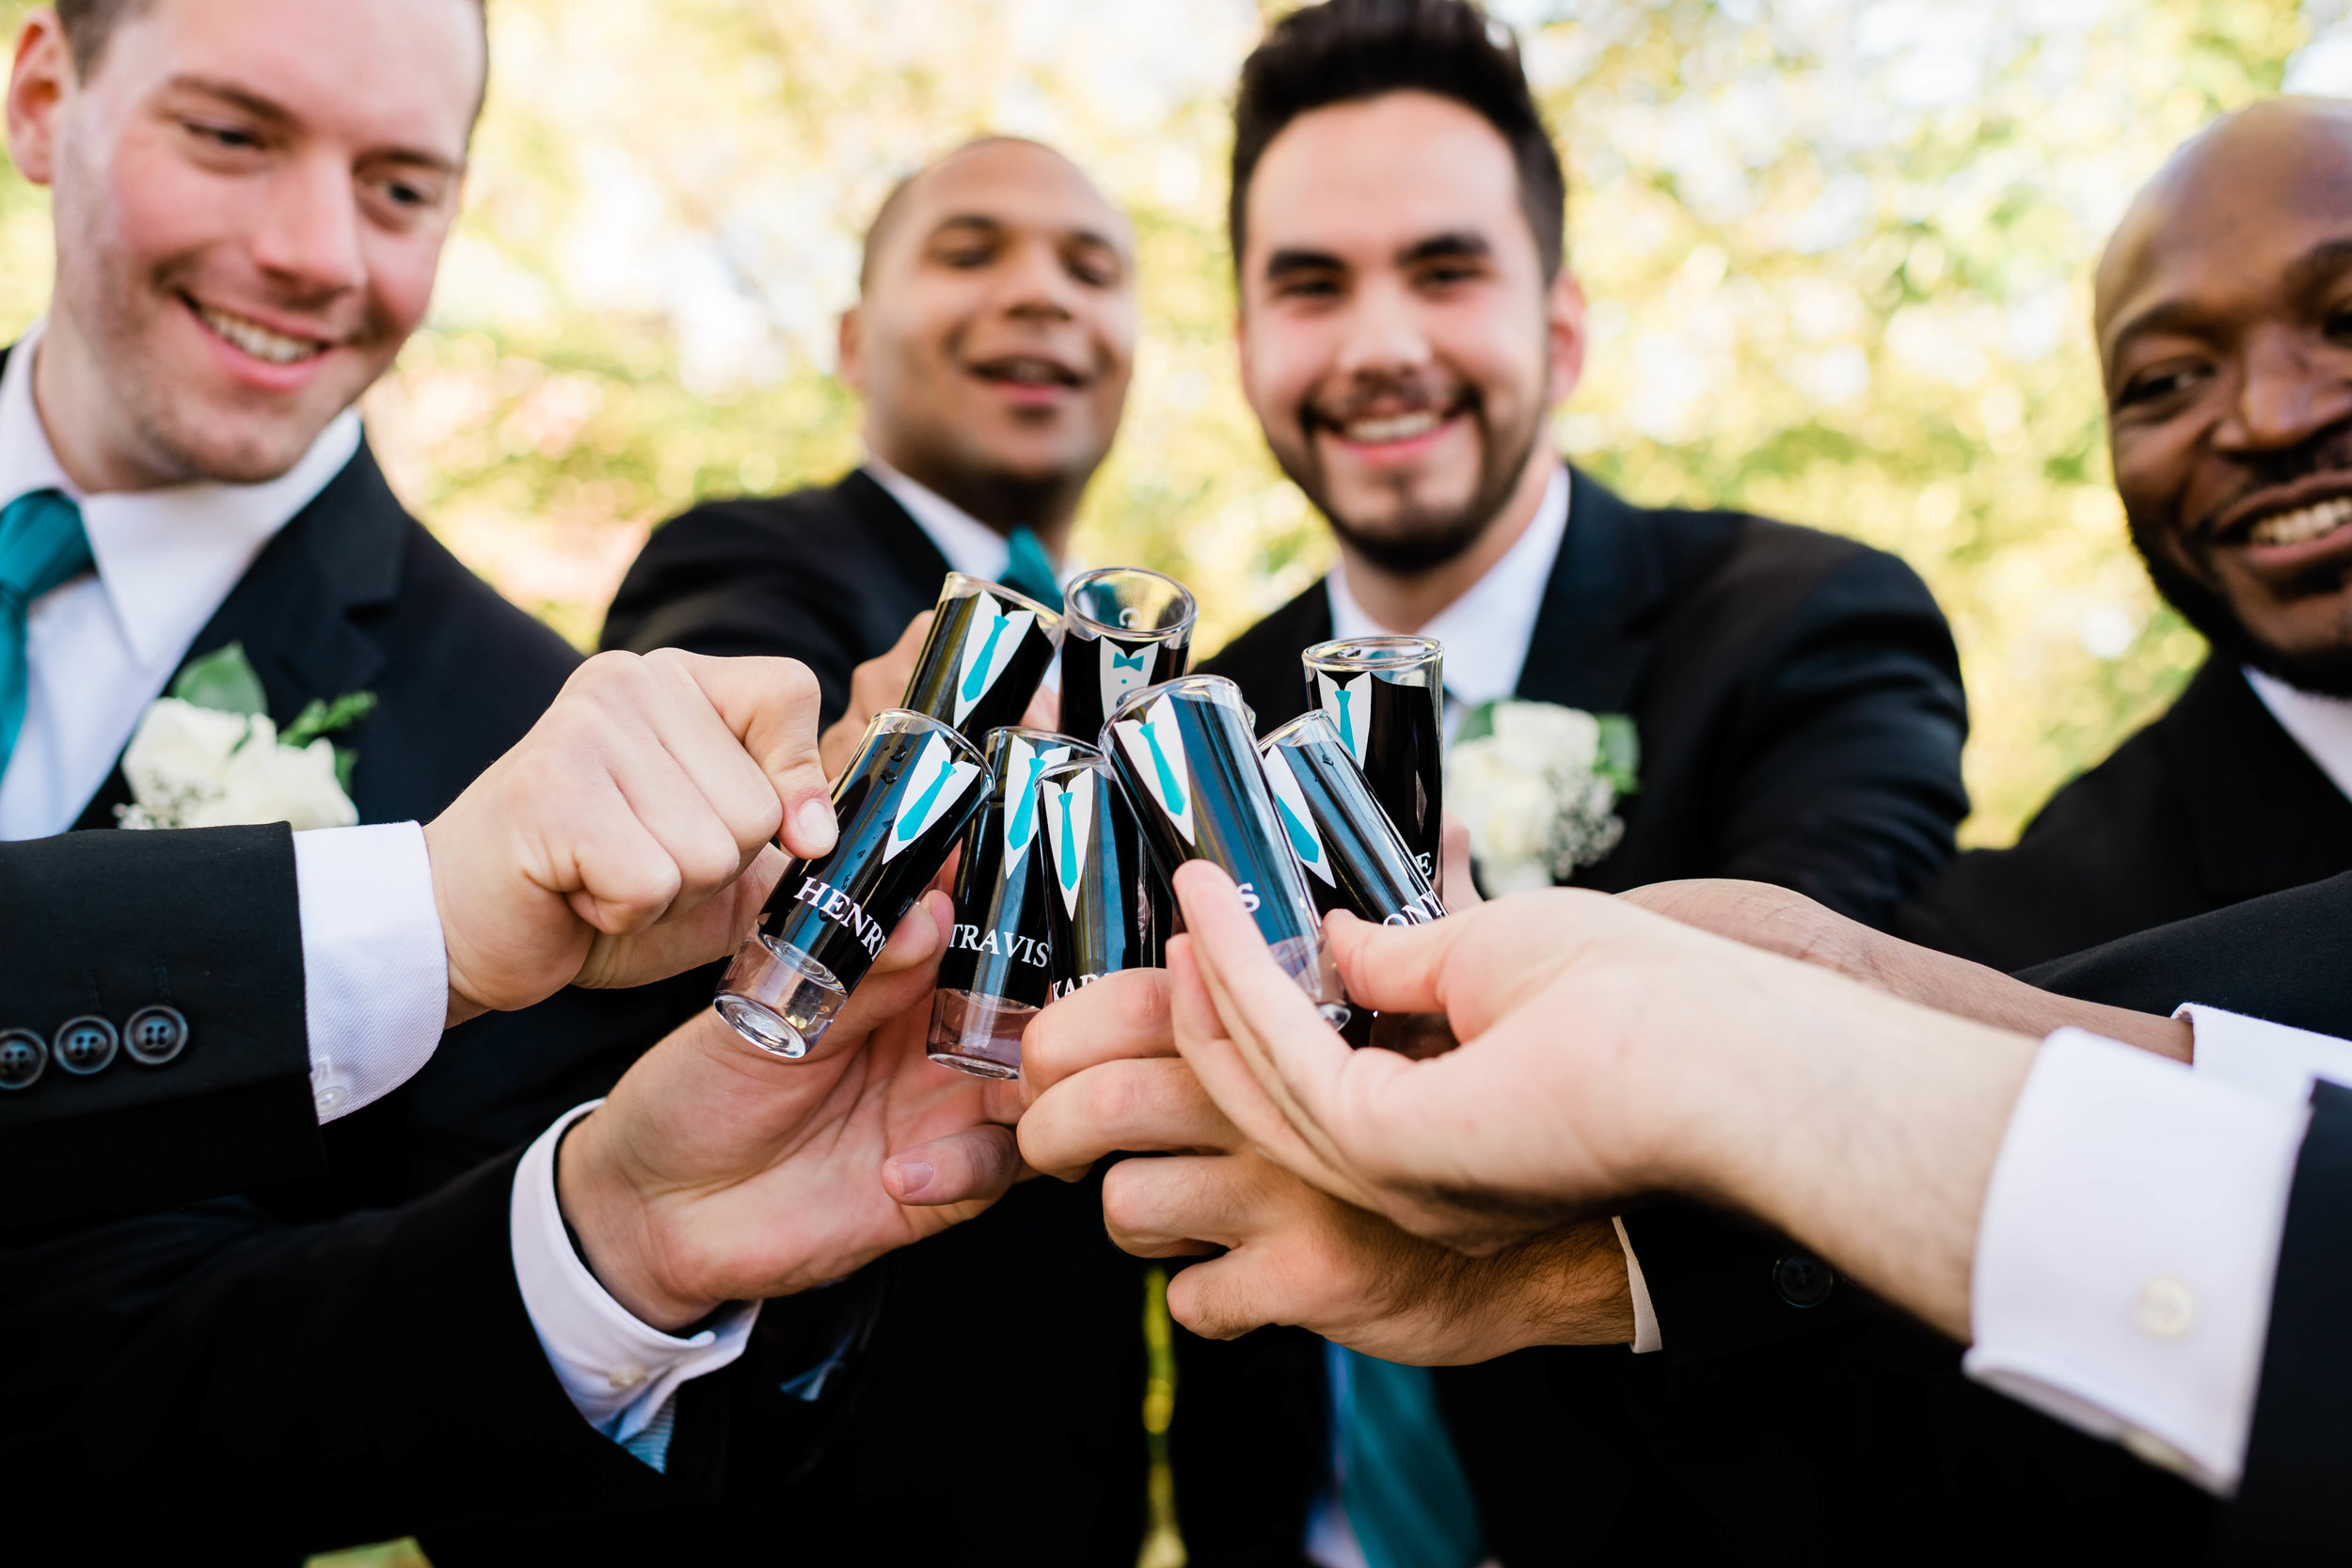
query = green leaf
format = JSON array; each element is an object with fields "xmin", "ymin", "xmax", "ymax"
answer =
[
  {"xmin": 1596, "ymin": 713, "xmax": 1642, "ymax": 794},
  {"xmin": 171, "ymin": 642, "xmax": 267, "ymax": 717},
  {"xmin": 334, "ymin": 747, "xmax": 358, "ymax": 795},
  {"xmin": 282, "ymin": 690, "xmax": 379, "ymax": 749},
  {"xmin": 1453, "ymin": 700, "xmax": 1500, "ymax": 745}
]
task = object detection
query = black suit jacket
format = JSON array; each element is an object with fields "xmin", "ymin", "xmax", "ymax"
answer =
[
  {"xmin": 0, "ymin": 433, "xmax": 758, "ymax": 1555},
  {"xmin": 0, "ymin": 824, "xmax": 312, "ymax": 1217},
  {"xmin": 601, "ymin": 467, "xmax": 951, "ymax": 726},
  {"xmin": 1185, "ymin": 468, "xmax": 1972, "ymax": 1566},
  {"xmin": 490, "ymin": 471, "xmax": 1154, "ymax": 1568},
  {"xmin": 1898, "ymin": 657, "xmax": 2352, "ymax": 972}
]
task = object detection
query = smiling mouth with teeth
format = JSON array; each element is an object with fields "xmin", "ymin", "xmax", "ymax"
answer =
[
  {"xmin": 1341, "ymin": 410, "xmax": 1444, "ymax": 445},
  {"xmin": 974, "ymin": 356, "xmax": 1081, "ymax": 388},
  {"xmin": 2247, "ymin": 496, "xmax": 2352, "ymax": 547},
  {"xmin": 192, "ymin": 301, "xmax": 328, "ymax": 367}
]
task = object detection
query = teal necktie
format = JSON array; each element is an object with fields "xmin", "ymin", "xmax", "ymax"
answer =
[
  {"xmin": 1330, "ymin": 1341, "xmax": 1485, "ymax": 1568},
  {"xmin": 0, "ymin": 489, "xmax": 93, "ymax": 776},
  {"xmin": 1001, "ymin": 526, "xmax": 1061, "ymax": 608}
]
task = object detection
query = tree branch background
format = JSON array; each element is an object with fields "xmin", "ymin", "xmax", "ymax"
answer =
[{"xmin": 0, "ymin": 0, "xmax": 2336, "ymax": 843}]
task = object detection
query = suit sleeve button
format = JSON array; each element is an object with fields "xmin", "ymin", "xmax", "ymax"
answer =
[
  {"xmin": 123, "ymin": 1006, "xmax": 190, "ymax": 1066},
  {"xmin": 54, "ymin": 1017, "xmax": 119, "ymax": 1075},
  {"xmin": 0, "ymin": 1029, "xmax": 46, "ymax": 1090},
  {"xmin": 1773, "ymin": 1250, "xmax": 1836, "ymax": 1307}
]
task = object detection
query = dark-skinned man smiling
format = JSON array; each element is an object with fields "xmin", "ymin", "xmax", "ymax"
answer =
[{"xmin": 1900, "ymin": 99, "xmax": 2352, "ymax": 972}]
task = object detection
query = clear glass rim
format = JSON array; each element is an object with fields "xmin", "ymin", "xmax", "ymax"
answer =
[
  {"xmin": 1260, "ymin": 709, "xmax": 1341, "ymax": 752},
  {"xmin": 1104, "ymin": 673, "xmax": 1248, "ymax": 728},
  {"xmin": 941, "ymin": 570, "xmax": 1065, "ymax": 627},
  {"xmin": 1302, "ymin": 634, "xmax": 1443, "ymax": 675},
  {"xmin": 866, "ymin": 706, "xmax": 991, "ymax": 770},
  {"xmin": 1063, "ymin": 564, "xmax": 1198, "ymax": 639},
  {"xmin": 981, "ymin": 726, "xmax": 1103, "ymax": 767}
]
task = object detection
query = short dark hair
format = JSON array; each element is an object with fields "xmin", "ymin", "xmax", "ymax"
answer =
[
  {"xmin": 52, "ymin": 0, "xmax": 147, "ymax": 73},
  {"xmin": 1230, "ymin": 0, "xmax": 1566, "ymax": 280}
]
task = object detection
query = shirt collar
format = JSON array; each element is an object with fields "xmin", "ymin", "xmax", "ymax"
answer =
[
  {"xmin": 0, "ymin": 319, "xmax": 361, "ymax": 671},
  {"xmin": 864, "ymin": 455, "xmax": 1014, "ymax": 584},
  {"xmin": 1327, "ymin": 464, "xmax": 1572, "ymax": 716},
  {"xmin": 2243, "ymin": 666, "xmax": 2352, "ymax": 804}
]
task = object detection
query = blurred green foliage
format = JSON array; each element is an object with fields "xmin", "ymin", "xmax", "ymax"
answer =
[{"xmin": 0, "ymin": 0, "xmax": 2311, "ymax": 846}]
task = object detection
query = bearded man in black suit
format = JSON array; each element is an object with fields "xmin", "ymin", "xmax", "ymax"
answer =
[
  {"xmin": 1898, "ymin": 99, "xmax": 2352, "ymax": 973},
  {"xmin": 564, "ymin": 138, "xmax": 1157, "ymax": 1565},
  {"xmin": 0, "ymin": 0, "xmax": 1040, "ymax": 1557},
  {"xmin": 1129, "ymin": 4, "xmax": 1969, "ymax": 1564}
]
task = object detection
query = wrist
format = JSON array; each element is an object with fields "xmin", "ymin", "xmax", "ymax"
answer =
[
  {"xmin": 1480, "ymin": 1222, "xmax": 1635, "ymax": 1349},
  {"xmin": 556, "ymin": 1107, "xmax": 724, "ymax": 1333}
]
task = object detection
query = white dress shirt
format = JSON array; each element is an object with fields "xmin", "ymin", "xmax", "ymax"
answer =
[
  {"xmin": 1967, "ymin": 1007, "xmax": 2352, "ymax": 1495},
  {"xmin": 2244, "ymin": 666, "xmax": 2352, "ymax": 802},
  {"xmin": 0, "ymin": 321, "xmax": 439, "ymax": 1121},
  {"xmin": 1325, "ymin": 467, "xmax": 1673, "ymax": 1360}
]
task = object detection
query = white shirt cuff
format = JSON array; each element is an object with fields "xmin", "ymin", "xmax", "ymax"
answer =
[
  {"xmin": 292, "ymin": 822, "xmax": 445, "ymax": 1121},
  {"xmin": 511, "ymin": 1102, "xmax": 760, "ymax": 1446},
  {"xmin": 2179, "ymin": 1003, "xmax": 2352, "ymax": 1102},
  {"xmin": 1612, "ymin": 1215, "xmax": 1661, "ymax": 1354},
  {"xmin": 1964, "ymin": 1028, "xmax": 2309, "ymax": 1495}
]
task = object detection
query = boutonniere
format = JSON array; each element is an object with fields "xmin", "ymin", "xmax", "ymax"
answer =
[
  {"xmin": 1447, "ymin": 699, "xmax": 1639, "ymax": 895},
  {"xmin": 116, "ymin": 642, "xmax": 376, "ymax": 832}
]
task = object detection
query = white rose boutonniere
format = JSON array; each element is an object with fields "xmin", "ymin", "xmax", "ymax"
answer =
[
  {"xmin": 117, "ymin": 642, "xmax": 375, "ymax": 832},
  {"xmin": 1446, "ymin": 699, "xmax": 1639, "ymax": 895}
]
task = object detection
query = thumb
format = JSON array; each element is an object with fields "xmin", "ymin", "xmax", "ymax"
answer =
[{"xmin": 674, "ymin": 652, "xmax": 836, "ymax": 861}]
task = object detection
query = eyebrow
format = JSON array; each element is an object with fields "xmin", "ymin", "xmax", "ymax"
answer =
[
  {"xmin": 927, "ymin": 213, "xmax": 1125, "ymax": 254},
  {"xmin": 161, "ymin": 73, "xmax": 463, "ymax": 175},
  {"xmin": 2106, "ymin": 234, "xmax": 2352, "ymax": 362},
  {"xmin": 1260, "ymin": 231, "xmax": 1495, "ymax": 283}
]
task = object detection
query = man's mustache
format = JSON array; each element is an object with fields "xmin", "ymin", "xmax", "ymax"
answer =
[
  {"xmin": 1299, "ymin": 377, "xmax": 1477, "ymax": 435},
  {"xmin": 2185, "ymin": 422, "xmax": 2352, "ymax": 544}
]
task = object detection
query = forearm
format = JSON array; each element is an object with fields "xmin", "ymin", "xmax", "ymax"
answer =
[{"xmin": 1663, "ymin": 962, "xmax": 2041, "ymax": 1341}]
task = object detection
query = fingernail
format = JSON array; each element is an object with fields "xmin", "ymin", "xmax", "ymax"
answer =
[
  {"xmin": 796, "ymin": 799, "xmax": 836, "ymax": 848},
  {"xmin": 892, "ymin": 1159, "xmax": 934, "ymax": 1197}
]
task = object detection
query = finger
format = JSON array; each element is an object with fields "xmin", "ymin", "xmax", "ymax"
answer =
[
  {"xmin": 574, "ymin": 842, "xmax": 789, "ymax": 989},
  {"xmin": 1320, "ymin": 907, "xmax": 1461, "ymax": 1018},
  {"xmin": 669, "ymin": 650, "xmax": 835, "ymax": 861},
  {"xmin": 797, "ymin": 891, "xmax": 947, "ymax": 1058},
  {"xmin": 1163, "ymin": 1247, "xmax": 1291, "ymax": 1341},
  {"xmin": 1018, "ymin": 1057, "xmax": 1236, "ymax": 1180},
  {"xmin": 884, "ymin": 1124, "xmax": 1025, "ymax": 1207},
  {"xmin": 1021, "ymin": 968, "xmax": 1176, "ymax": 1101},
  {"xmin": 556, "ymin": 777, "xmax": 693, "ymax": 935},
  {"xmin": 1021, "ymin": 685, "xmax": 1060, "ymax": 735},
  {"xmin": 1100, "ymin": 1153, "xmax": 1259, "ymax": 1254},
  {"xmin": 1439, "ymin": 811, "xmax": 1482, "ymax": 908},
  {"xmin": 628, "ymin": 650, "xmax": 793, "ymax": 875},
  {"xmin": 587, "ymin": 706, "xmax": 759, "ymax": 922}
]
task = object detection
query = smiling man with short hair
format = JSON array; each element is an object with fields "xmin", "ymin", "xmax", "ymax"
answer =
[{"xmin": 1900, "ymin": 99, "xmax": 2352, "ymax": 972}]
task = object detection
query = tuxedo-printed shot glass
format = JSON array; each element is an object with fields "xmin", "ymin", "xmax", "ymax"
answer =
[
  {"xmin": 927, "ymin": 728, "xmax": 1096, "ymax": 1080},
  {"xmin": 1034, "ymin": 752, "xmax": 1169, "ymax": 1005},
  {"xmin": 717, "ymin": 711, "xmax": 991, "ymax": 1060},
  {"xmin": 1300, "ymin": 636, "xmax": 1445, "ymax": 896},
  {"xmin": 1261, "ymin": 710, "xmax": 1446, "ymax": 927},
  {"xmin": 1057, "ymin": 566, "xmax": 1197, "ymax": 746},
  {"xmin": 901, "ymin": 573, "xmax": 1064, "ymax": 747},
  {"xmin": 1102, "ymin": 674, "xmax": 1349, "ymax": 1026}
]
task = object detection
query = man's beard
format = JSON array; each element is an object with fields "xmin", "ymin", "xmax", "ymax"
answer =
[
  {"xmin": 1281, "ymin": 376, "xmax": 1545, "ymax": 578},
  {"xmin": 2131, "ymin": 515, "xmax": 2352, "ymax": 698},
  {"xmin": 2129, "ymin": 426, "xmax": 2352, "ymax": 699}
]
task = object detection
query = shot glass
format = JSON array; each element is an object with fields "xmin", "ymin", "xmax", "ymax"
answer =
[
  {"xmin": 1034, "ymin": 752, "xmax": 1170, "ymax": 1005},
  {"xmin": 1261, "ymin": 709, "xmax": 1446, "ymax": 927},
  {"xmin": 1102, "ymin": 674, "xmax": 1348, "ymax": 1027},
  {"xmin": 901, "ymin": 573, "xmax": 1064, "ymax": 746},
  {"xmin": 1057, "ymin": 565, "xmax": 1197, "ymax": 745},
  {"xmin": 717, "ymin": 710, "xmax": 991, "ymax": 1059},
  {"xmin": 928, "ymin": 728, "xmax": 1096, "ymax": 1080},
  {"xmin": 1300, "ymin": 636, "xmax": 1446, "ymax": 897}
]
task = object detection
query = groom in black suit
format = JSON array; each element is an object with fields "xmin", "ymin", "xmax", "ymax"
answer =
[{"xmin": 1168, "ymin": 4, "xmax": 1970, "ymax": 1563}]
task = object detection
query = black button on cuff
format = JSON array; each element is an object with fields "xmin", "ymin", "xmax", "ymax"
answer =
[
  {"xmin": 0, "ymin": 1029, "xmax": 45, "ymax": 1090},
  {"xmin": 1773, "ymin": 1250, "xmax": 1836, "ymax": 1308},
  {"xmin": 123, "ymin": 1006, "xmax": 189, "ymax": 1066},
  {"xmin": 54, "ymin": 1016, "xmax": 119, "ymax": 1076}
]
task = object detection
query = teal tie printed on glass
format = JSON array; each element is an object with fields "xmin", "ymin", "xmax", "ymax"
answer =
[
  {"xmin": 0, "ymin": 489, "xmax": 93, "ymax": 778},
  {"xmin": 898, "ymin": 572, "xmax": 1064, "ymax": 747}
]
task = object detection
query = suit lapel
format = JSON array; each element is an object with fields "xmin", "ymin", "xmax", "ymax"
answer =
[
  {"xmin": 837, "ymin": 467, "xmax": 955, "ymax": 601},
  {"xmin": 2162, "ymin": 658, "xmax": 2352, "ymax": 895},
  {"xmin": 72, "ymin": 443, "xmax": 408, "ymax": 831},
  {"xmin": 1512, "ymin": 467, "xmax": 1674, "ymax": 714}
]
